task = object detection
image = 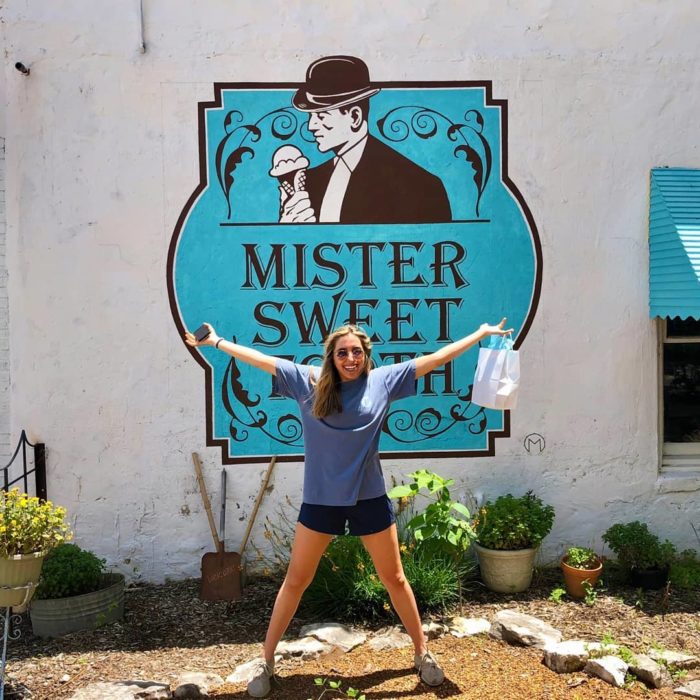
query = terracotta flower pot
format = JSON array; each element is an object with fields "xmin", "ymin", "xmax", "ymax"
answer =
[{"xmin": 560, "ymin": 555, "xmax": 603, "ymax": 599}]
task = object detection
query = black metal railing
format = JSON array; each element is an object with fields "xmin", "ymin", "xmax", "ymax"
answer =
[{"xmin": 2, "ymin": 431, "xmax": 47, "ymax": 500}]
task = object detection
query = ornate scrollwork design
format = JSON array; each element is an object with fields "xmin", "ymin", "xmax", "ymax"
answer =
[
  {"xmin": 377, "ymin": 106, "xmax": 492, "ymax": 217},
  {"xmin": 220, "ymin": 342, "xmax": 303, "ymax": 447},
  {"xmin": 382, "ymin": 385, "xmax": 487, "ymax": 443},
  {"xmin": 9, "ymin": 612, "xmax": 22, "ymax": 640},
  {"xmin": 214, "ymin": 106, "xmax": 314, "ymax": 219}
]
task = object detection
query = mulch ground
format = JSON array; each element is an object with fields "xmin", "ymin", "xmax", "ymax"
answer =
[{"xmin": 5, "ymin": 568, "xmax": 700, "ymax": 700}]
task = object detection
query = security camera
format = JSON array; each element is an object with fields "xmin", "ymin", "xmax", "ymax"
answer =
[{"xmin": 15, "ymin": 62, "xmax": 30, "ymax": 76}]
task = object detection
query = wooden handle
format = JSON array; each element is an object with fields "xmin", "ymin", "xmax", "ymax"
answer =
[
  {"xmin": 240, "ymin": 456, "xmax": 277, "ymax": 555},
  {"xmin": 192, "ymin": 452, "xmax": 223, "ymax": 553}
]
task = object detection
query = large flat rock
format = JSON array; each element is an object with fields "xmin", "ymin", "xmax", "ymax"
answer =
[
  {"xmin": 543, "ymin": 640, "xmax": 603, "ymax": 673},
  {"xmin": 628, "ymin": 654, "xmax": 673, "ymax": 689},
  {"xmin": 647, "ymin": 648, "xmax": 699, "ymax": 670},
  {"xmin": 584, "ymin": 656, "xmax": 628, "ymax": 688},
  {"xmin": 299, "ymin": 622, "xmax": 367, "ymax": 652},
  {"xmin": 68, "ymin": 681, "xmax": 172, "ymax": 700},
  {"xmin": 675, "ymin": 680, "xmax": 700, "ymax": 698},
  {"xmin": 447, "ymin": 616, "xmax": 490, "ymax": 638},
  {"xmin": 368, "ymin": 626, "xmax": 412, "ymax": 650},
  {"xmin": 277, "ymin": 636, "xmax": 332, "ymax": 660},
  {"xmin": 489, "ymin": 609, "xmax": 562, "ymax": 649}
]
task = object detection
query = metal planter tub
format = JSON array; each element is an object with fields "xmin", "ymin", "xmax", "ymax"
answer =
[{"xmin": 30, "ymin": 573, "xmax": 125, "ymax": 638}]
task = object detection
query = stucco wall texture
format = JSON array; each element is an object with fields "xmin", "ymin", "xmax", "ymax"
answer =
[{"xmin": 1, "ymin": 1, "xmax": 699, "ymax": 582}]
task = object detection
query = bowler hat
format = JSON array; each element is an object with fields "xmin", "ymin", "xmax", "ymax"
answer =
[{"xmin": 293, "ymin": 55, "xmax": 380, "ymax": 112}]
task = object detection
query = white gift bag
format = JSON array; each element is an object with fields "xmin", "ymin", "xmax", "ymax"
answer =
[{"xmin": 471, "ymin": 335, "xmax": 520, "ymax": 410}]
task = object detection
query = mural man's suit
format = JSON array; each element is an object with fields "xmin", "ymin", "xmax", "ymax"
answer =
[
  {"xmin": 304, "ymin": 134, "xmax": 451, "ymax": 224},
  {"xmin": 281, "ymin": 55, "xmax": 452, "ymax": 224}
]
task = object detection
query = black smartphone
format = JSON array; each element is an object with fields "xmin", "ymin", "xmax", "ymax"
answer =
[{"xmin": 193, "ymin": 324, "xmax": 211, "ymax": 342}]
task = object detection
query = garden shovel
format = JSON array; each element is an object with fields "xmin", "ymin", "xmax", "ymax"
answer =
[
  {"xmin": 237, "ymin": 455, "xmax": 277, "ymax": 587},
  {"xmin": 192, "ymin": 453, "xmax": 241, "ymax": 602}
]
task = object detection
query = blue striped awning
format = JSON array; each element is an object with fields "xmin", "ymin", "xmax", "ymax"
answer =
[{"xmin": 649, "ymin": 168, "xmax": 700, "ymax": 319}]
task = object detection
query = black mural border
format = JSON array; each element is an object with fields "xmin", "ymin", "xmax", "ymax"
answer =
[{"xmin": 166, "ymin": 80, "xmax": 542, "ymax": 465}]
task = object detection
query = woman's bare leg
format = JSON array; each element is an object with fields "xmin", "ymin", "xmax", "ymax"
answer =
[
  {"xmin": 360, "ymin": 524, "xmax": 427, "ymax": 655},
  {"xmin": 262, "ymin": 522, "xmax": 333, "ymax": 662}
]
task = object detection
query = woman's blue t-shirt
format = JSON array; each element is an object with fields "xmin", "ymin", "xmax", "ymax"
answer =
[{"xmin": 273, "ymin": 358, "xmax": 417, "ymax": 506}]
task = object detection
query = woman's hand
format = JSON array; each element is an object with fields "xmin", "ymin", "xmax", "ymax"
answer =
[
  {"xmin": 479, "ymin": 318, "xmax": 514, "ymax": 338},
  {"xmin": 184, "ymin": 322, "xmax": 220, "ymax": 348},
  {"xmin": 415, "ymin": 318, "xmax": 515, "ymax": 378}
]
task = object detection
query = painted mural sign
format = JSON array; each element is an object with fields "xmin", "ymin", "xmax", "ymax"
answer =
[{"xmin": 168, "ymin": 56, "xmax": 541, "ymax": 464}]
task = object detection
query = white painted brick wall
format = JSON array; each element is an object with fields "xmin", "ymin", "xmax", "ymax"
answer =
[
  {"xmin": 3, "ymin": 1, "xmax": 699, "ymax": 582},
  {"xmin": 0, "ymin": 137, "xmax": 8, "ymax": 464}
]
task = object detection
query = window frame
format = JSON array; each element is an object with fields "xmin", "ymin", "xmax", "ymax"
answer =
[{"xmin": 659, "ymin": 318, "xmax": 700, "ymax": 472}]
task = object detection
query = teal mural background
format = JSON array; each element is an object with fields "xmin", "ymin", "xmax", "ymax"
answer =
[{"xmin": 170, "ymin": 85, "xmax": 539, "ymax": 461}]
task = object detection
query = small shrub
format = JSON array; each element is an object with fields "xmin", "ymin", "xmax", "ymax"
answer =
[
  {"xmin": 403, "ymin": 549, "xmax": 476, "ymax": 611},
  {"xmin": 36, "ymin": 543, "xmax": 105, "ymax": 599},
  {"xmin": 302, "ymin": 535, "xmax": 387, "ymax": 622},
  {"xmin": 302, "ymin": 535, "xmax": 474, "ymax": 623},
  {"xmin": 670, "ymin": 549, "xmax": 700, "ymax": 590},
  {"xmin": 474, "ymin": 491, "xmax": 554, "ymax": 550},
  {"xmin": 602, "ymin": 521, "xmax": 676, "ymax": 571}
]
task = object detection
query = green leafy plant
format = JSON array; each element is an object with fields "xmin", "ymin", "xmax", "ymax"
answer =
[
  {"xmin": 35, "ymin": 543, "xmax": 105, "ymax": 599},
  {"xmin": 617, "ymin": 646, "xmax": 636, "ymax": 665},
  {"xmin": 0, "ymin": 489, "xmax": 72, "ymax": 557},
  {"xmin": 587, "ymin": 632, "xmax": 619, "ymax": 660},
  {"xmin": 602, "ymin": 521, "xmax": 676, "ymax": 571},
  {"xmin": 307, "ymin": 677, "xmax": 366, "ymax": 700},
  {"xmin": 302, "ymin": 533, "xmax": 474, "ymax": 622},
  {"xmin": 582, "ymin": 580, "xmax": 598, "ymax": 607},
  {"xmin": 671, "ymin": 669, "xmax": 688, "ymax": 682},
  {"xmin": 473, "ymin": 491, "xmax": 555, "ymax": 550},
  {"xmin": 670, "ymin": 549, "xmax": 700, "ymax": 590},
  {"xmin": 387, "ymin": 470, "xmax": 475, "ymax": 558},
  {"xmin": 549, "ymin": 586, "xmax": 566, "ymax": 603},
  {"xmin": 600, "ymin": 632, "xmax": 616, "ymax": 649},
  {"xmin": 565, "ymin": 546, "xmax": 599, "ymax": 570}
]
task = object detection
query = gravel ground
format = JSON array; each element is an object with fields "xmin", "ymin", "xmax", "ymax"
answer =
[{"xmin": 4, "ymin": 568, "xmax": 699, "ymax": 700}]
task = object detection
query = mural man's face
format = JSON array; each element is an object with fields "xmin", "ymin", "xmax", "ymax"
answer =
[{"xmin": 308, "ymin": 107, "xmax": 361, "ymax": 153}]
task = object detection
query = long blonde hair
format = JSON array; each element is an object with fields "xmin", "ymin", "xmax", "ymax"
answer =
[{"xmin": 311, "ymin": 325, "xmax": 373, "ymax": 418}]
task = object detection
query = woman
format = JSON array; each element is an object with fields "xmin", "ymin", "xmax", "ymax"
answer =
[{"xmin": 185, "ymin": 319, "xmax": 512, "ymax": 697}]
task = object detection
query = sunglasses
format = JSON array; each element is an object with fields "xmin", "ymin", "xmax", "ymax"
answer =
[{"xmin": 335, "ymin": 348, "xmax": 365, "ymax": 359}]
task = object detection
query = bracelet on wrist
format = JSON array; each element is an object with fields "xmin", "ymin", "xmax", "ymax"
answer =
[{"xmin": 215, "ymin": 338, "xmax": 224, "ymax": 349}]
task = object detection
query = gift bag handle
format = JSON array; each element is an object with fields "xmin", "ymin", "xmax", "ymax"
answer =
[{"xmin": 487, "ymin": 331, "xmax": 514, "ymax": 350}]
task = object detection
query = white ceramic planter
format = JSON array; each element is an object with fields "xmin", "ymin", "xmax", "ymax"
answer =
[{"xmin": 474, "ymin": 542, "xmax": 537, "ymax": 593}]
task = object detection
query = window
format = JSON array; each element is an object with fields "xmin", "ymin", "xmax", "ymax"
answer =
[{"xmin": 661, "ymin": 317, "xmax": 700, "ymax": 470}]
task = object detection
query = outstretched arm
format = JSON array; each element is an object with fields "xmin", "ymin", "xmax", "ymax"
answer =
[
  {"xmin": 414, "ymin": 318, "xmax": 513, "ymax": 379},
  {"xmin": 184, "ymin": 323, "xmax": 278, "ymax": 375}
]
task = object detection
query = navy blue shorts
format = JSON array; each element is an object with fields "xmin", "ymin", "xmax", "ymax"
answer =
[{"xmin": 298, "ymin": 494, "xmax": 396, "ymax": 536}]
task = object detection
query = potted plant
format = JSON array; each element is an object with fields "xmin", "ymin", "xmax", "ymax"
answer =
[
  {"xmin": 560, "ymin": 546, "xmax": 603, "ymax": 599},
  {"xmin": 602, "ymin": 521, "xmax": 676, "ymax": 590},
  {"xmin": 472, "ymin": 491, "xmax": 555, "ymax": 593},
  {"xmin": 0, "ymin": 489, "xmax": 72, "ymax": 609},
  {"xmin": 30, "ymin": 543, "xmax": 125, "ymax": 637}
]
